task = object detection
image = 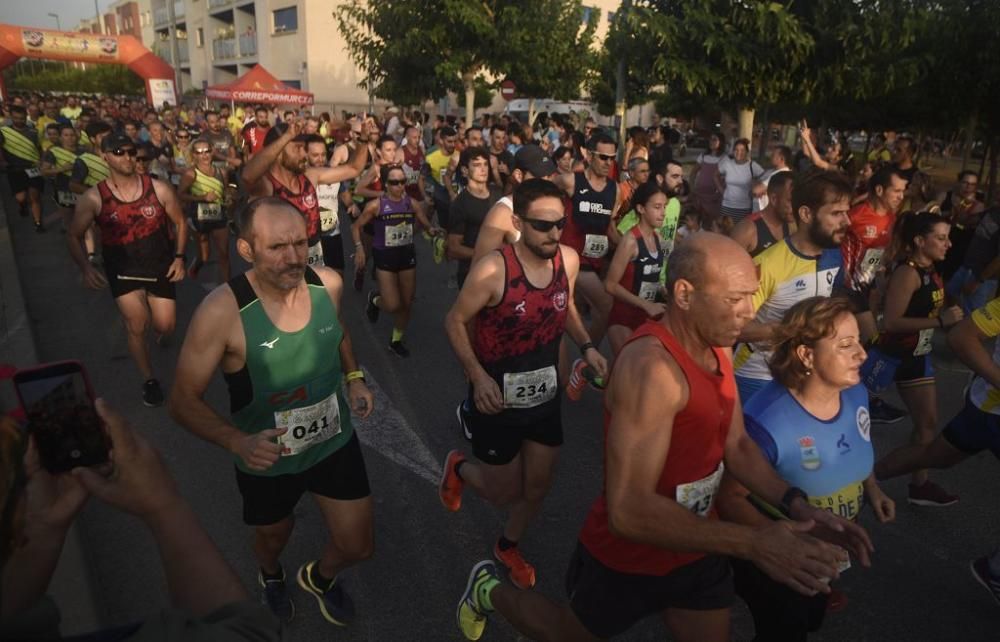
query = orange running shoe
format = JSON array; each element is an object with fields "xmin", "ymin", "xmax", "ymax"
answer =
[
  {"xmin": 565, "ymin": 358, "xmax": 588, "ymax": 401},
  {"xmin": 493, "ymin": 541, "xmax": 536, "ymax": 590},
  {"xmin": 439, "ymin": 449, "xmax": 466, "ymax": 512}
]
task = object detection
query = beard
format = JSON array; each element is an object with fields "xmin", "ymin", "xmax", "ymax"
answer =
[
  {"xmin": 524, "ymin": 235, "xmax": 559, "ymax": 259},
  {"xmin": 808, "ymin": 218, "xmax": 844, "ymax": 249}
]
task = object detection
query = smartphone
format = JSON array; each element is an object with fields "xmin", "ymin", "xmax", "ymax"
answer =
[{"xmin": 13, "ymin": 361, "xmax": 109, "ymax": 473}]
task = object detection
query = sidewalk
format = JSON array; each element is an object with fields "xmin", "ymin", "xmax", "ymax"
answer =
[{"xmin": 0, "ymin": 183, "xmax": 101, "ymax": 634}]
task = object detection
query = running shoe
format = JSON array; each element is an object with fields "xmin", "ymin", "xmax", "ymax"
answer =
[
  {"xmin": 970, "ymin": 557, "xmax": 1000, "ymax": 607},
  {"xmin": 439, "ymin": 449, "xmax": 466, "ymax": 512},
  {"xmin": 433, "ymin": 236, "xmax": 446, "ymax": 264},
  {"xmin": 494, "ymin": 540, "xmax": 536, "ymax": 589},
  {"xmin": 457, "ymin": 560, "xmax": 499, "ymax": 641},
  {"xmin": 869, "ymin": 396, "xmax": 907, "ymax": 425},
  {"xmin": 366, "ymin": 291, "xmax": 380, "ymax": 323},
  {"xmin": 389, "ymin": 340, "xmax": 410, "ymax": 358},
  {"xmin": 353, "ymin": 267, "xmax": 364, "ymax": 292},
  {"xmin": 565, "ymin": 358, "xmax": 604, "ymax": 401},
  {"xmin": 142, "ymin": 379, "xmax": 164, "ymax": 407},
  {"xmin": 296, "ymin": 561, "xmax": 355, "ymax": 626},
  {"xmin": 34, "ymin": 221, "xmax": 46, "ymax": 233},
  {"xmin": 907, "ymin": 480, "xmax": 959, "ymax": 507},
  {"xmin": 258, "ymin": 568, "xmax": 295, "ymax": 624},
  {"xmin": 456, "ymin": 401, "xmax": 472, "ymax": 440}
]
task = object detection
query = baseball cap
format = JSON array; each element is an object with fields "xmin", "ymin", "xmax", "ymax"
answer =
[
  {"xmin": 100, "ymin": 134, "xmax": 135, "ymax": 152},
  {"xmin": 514, "ymin": 144, "xmax": 555, "ymax": 178}
]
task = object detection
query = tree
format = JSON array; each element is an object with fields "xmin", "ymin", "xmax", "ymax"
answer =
[
  {"xmin": 455, "ymin": 75, "xmax": 496, "ymax": 111},
  {"xmin": 335, "ymin": 0, "xmax": 598, "ymax": 126},
  {"xmin": 5, "ymin": 63, "xmax": 144, "ymax": 95}
]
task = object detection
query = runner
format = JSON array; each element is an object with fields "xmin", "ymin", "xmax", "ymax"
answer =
[
  {"xmin": 0, "ymin": 104, "xmax": 45, "ymax": 231},
  {"xmin": 447, "ymin": 147, "xmax": 502, "ymax": 288},
  {"xmin": 729, "ymin": 172, "xmax": 796, "ymax": 258},
  {"xmin": 861, "ymin": 212, "xmax": 963, "ymax": 506},
  {"xmin": 423, "ymin": 126, "xmax": 459, "ymax": 232},
  {"xmin": 67, "ymin": 134, "xmax": 187, "ymax": 407},
  {"xmin": 203, "ymin": 110, "xmax": 241, "ymax": 175},
  {"xmin": 874, "ymin": 294, "xmax": 1000, "ymax": 604},
  {"xmin": 486, "ymin": 124, "xmax": 513, "ymax": 190},
  {"xmin": 39, "ymin": 123, "xmax": 83, "ymax": 234},
  {"xmin": 733, "ymin": 170, "xmax": 852, "ymax": 403},
  {"xmin": 351, "ymin": 164, "xmax": 442, "ymax": 357},
  {"xmin": 440, "ymin": 178, "xmax": 608, "ymax": 594},
  {"xmin": 70, "ymin": 121, "xmax": 114, "ymax": 263},
  {"xmin": 399, "ymin": 125, "xmax": 427, "ymax": 204},
  {"xmin": 241, "ymin": 119, "xmax": 369, "ymax": 271},
  {"xmin": 454, "ymin": 233, "xmax": 871, "ymax": 642},
  {"xmin": 304, "ymin": 133, "xmax": 346, "ymax": 274},
  {"xmin": 718, "ymin": 296, "xmax": 893, "ymax": 640},
  {"xmin": 241, "ymin": 106, "xmax": 272, "ymax": 160},
  {"xmin": 604, "ymin": 181, "xmax": 668, "ymax": 357},
  {"xmin": 169, "ymin": 196, "xmax": 375, "ymax": 626},
  {"xmin": 179, "ymin": 139, "xmax": 233, "ymax": 282},
  {"xmin": 353, "ymin": 134, "xmax": 402, "ymax": 282}
]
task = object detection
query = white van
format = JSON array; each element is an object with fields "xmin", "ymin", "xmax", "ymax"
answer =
[{"xmin": 503, "ymin": 98, "xmax": 599, "ymax": 125}]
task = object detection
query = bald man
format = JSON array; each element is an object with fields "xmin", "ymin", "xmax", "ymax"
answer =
[{"xmin": 456, "ymin": 233, "xmax": 874, "ymax": 642}]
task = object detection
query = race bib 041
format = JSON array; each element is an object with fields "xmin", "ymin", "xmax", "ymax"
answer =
[
  {"xmin": 502, "ymin": 366, "xmax": 558, "ymax": 409},
  {"xmin": 274, "ymin": 393, "xmax": 342, "ymax": 456}
]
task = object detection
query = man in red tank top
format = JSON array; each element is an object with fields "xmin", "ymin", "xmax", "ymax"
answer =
[
  {"xmin": 454, "ymin": 233, "xmax": 874, "ymax": 642},
  {"xmin": 440, "ymin": 179, "xmax": 607, "ymax": 593},
  {"xmin": 68, "ymin": 134, "xmax": 187, "ymax": 408},
  {"xmin": 242, "ymin": 119, "xmax": 371, "ymax": 269}
]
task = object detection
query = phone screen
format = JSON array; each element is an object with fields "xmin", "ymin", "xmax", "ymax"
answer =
[{"xmin": 15, "ymin": 363, "xmax": 109, "ymax": 473}]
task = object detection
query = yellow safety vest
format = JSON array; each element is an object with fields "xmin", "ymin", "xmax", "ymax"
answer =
[
  {"xmin": 79, "ymin": 152, "xmax": 110, "ymax": 187},
  {"xmin": 0, "ymin": 126, "xmax": 40, "ymax": 164},
  {"xmin": 48, "ymin": 146, "xmax": 78, "ymax": 176}
]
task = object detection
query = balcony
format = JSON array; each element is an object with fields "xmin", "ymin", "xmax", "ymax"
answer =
[
  {"xmin": 208, "ymin": 0, "xmax": 230, "ymax": 8},
  {"xmin": 154, "ymin": 42, "xmax": 190, "ymax": 65},
  {"xmin": 213, "ymin": 37, "xmax": 237, "ymax": 61},
  {"xmin": 239, "ymin": 33, "xmax": 257, "ymax": 56},
  {"xmin": 154, "ymin": 43, "xmax": 171, "ymax": 63},
  {"xmin": 153, "ymin": 2, "xmax": 185, "ymax": 27}
]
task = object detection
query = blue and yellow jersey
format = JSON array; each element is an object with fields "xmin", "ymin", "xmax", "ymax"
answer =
[
  {"xmin": 969, "ymin": 297, "xmax": 1000, "ymax": 414},
  {"xmin": 734, "ymin": 238, "xmax": 842, "ymax": 381},
  {"xmin": 745, "ymin": 381, "xmax": 873, "ymax": 521}
]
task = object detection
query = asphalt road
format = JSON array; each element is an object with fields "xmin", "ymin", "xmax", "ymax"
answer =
[{"xmin": 5, "ymin": 182, "xmax": 999, "ymax": 641}]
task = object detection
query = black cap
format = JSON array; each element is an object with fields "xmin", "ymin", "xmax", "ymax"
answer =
[
  {"xmin": 514, "ymin": 144, "xmax": 555, "ymax": 178},
  {"xmin": 101, "ymin": 134, "xmax": 135, "ymax": 152}
]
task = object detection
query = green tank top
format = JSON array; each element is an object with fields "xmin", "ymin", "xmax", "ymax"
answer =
[{"xmin": 225, "ymin": 267, "xmax": 353, "ymax": 476}]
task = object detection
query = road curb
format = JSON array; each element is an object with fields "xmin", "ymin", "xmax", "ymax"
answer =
[{"xmin": 1, "ymin": 184, "xmax": 102, "ymax": 634}]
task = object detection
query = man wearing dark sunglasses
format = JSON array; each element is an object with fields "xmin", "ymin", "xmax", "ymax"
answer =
[
  {"xmin": 68, "ymin": 134, "xmax": 188, "ymax": 408},
  {"xmin": 442, "ymin": 179, "xmax": 607, "ymax": 602},
  {"xmin": 554, "ymin": 131, "xmax": 625, "ymax": 386}
]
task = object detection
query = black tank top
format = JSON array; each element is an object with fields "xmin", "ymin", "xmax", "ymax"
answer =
[
  {"xmin": 878, "ymin": 260, "xmax": 943, "ymax": 356},
  {"xmin": 750, "ymin": 212, "xmax": 790, "ymax": 258}
]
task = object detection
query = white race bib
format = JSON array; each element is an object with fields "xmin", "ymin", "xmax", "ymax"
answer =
[
  {"xmin": 25, "ymin": 167, "xmax": 41, "ymax": 178},
  {"xmin": 320, "ymin": 208, "xmax": 339, "ymax": 234},
  {"xmin": 857, "ymin": 248, "xmax": 884, "ymax": 284},
  {"xmin": 385, "ymin": 221, "xmax": 413, "ymax": 247},
  {"xmin": 196, "ymin": 202, "xmax": 223, "ymax": 221},
  {"xmin": 307, "ymin": 241, "xmax": 325, "ymax": 267},
  {"xmin": 503, "ymin": 365, "xmax": 558, "ymax": 409},
  {"xmin": 675, "ymin": 462, "xmax": 724, "ymax": 517},
  {"xmin": 914, "ymin": 327, "xmax": 934, "ymax": 356},
  {"xmin": 56, "ymin": 190, "xmax": 78, "ymax": 207},
  {"xmin": 582, "ymin": 233, "xmax": 609, "ymax": 259},
  {"xmin": 638, "ymin": 281, "xmax": 659, "ymax": 302},
  {"xmin": 274, "ymin": 393, "xmax": 342, "ymax": 456}
]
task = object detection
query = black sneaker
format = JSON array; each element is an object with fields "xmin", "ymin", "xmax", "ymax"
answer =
[
  {"xmin": 389, "ymin": 339, "xmax": 410, "ymax": 358},
  {"xmin": 259, "ymin": 568, "xmax": 295, "ymax": 624},
  {"xmin": 34, "ymin": 221, "xmax": 46, "ymax": 233},
  {"xmin": 296, "ymin": 560, "xmax": 355, "ymax": 626},
  {"xmin": 366, "ymin": 291, "xmax": 380, "ymax": 323},
  {"xmin": 353, "ymin": 267, "xmax": 364, "ymax": 292},
  {"xmin": 142, "ymin": 379, "xmax": 164, "ymax": 407},
  {"xmin": 870, "ymin": 396, "xmax": 907, "ymax": 425},
  {"xmin": 970, "ymin": 557, "xmax": 1000, "ymax": 607}
]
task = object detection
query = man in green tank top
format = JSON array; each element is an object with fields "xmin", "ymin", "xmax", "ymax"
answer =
[{"xmin": 170, "ymin": 197, "xmax": 375, "ymax": 627}]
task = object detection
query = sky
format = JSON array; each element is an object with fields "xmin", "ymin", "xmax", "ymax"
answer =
[{"xmin": 4, "ymin": 0, "xmax": 117, "ymax": 32}]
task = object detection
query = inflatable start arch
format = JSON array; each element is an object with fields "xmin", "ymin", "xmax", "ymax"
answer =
[{"xmin": 0, "ymin": 24, "xmax": 177, "ymax": 105}]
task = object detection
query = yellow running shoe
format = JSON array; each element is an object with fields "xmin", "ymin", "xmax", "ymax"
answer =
[{"xmin": 457, "ymin": 560, "xmax": 499, "ymax": 641}]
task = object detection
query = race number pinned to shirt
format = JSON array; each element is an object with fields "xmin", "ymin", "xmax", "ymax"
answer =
[
  {"xmin": 582, "ymin": 234, "xmax": 609, "ymax": 258},
  {"xmin": 197, "ymin": 202, "xmax": 223, "ymax": 221},
  {"xmin": 857, "ymin": 248, "xmax": 884, "ymax": 283},
  {"xmin": 25, "ymin": 167, "xmax": 42, "ymax": 178},
  {"xmin": 914, "ymin": 328, "xmax": 934, "ymax": 356},
  {"xmin": 56, "ymin": 190, "xmax": 78, "ymax": 207},
  {"xmin": 320, "ymin": 209, "xmax": 339, "ymax": 234},
  {"xmin": 307, "ymin": 241, "xmax": 325, "ymax": 267},
  {"xmin": 503, "ymin": 365, "xmax": 558, "ymax": 409},
  {"xmin": 385, "ymin": 221, "xmax": 414, "ymax": 247},
  {"xmin": 274, "ymin": 393, "xmax": 342, "ymax": 456},
  {"xmin": 676, "ymin": 462, "xmax": 725, "ymax": 517},
  {"xmin": 638, "ymin": 281, "xmax": 660, "ymax": 302}
]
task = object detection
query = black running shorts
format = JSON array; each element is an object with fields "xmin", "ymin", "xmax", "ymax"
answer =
[
  {"xmin": 7, "ymin": 168, "xmax": 44, "ymax": 195},
  {"xmin": 373, "ymin": 245, "xmax": 416, "ymax": 273},
  {"xmin": 320, "ymin": 233, "xmax": 346, "ymax": 271},
  {"xmin": 105, "ymin": 267, "xmax": 177, "ymax": 300},
  {"xmin": 566, "ymin": 542, "xmax": 734, "ymax": 639},
  {"xmin": 234, "ymin": 431, "xmax": 371, "ymax": 526},
  {"xmin": 463, "ymin": 396, "xmax": 563, "ymax": 466}
]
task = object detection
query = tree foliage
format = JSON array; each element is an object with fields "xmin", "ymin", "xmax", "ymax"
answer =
[{"xmin": 5, "ymin": 63, "xmax": 144, "ymax": 95}]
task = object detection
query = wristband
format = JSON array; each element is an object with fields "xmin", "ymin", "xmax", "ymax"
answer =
[
  {"xmin": 345, "ymin": 370, "xmax": 365, "ymax": 383},
  {"xmin": 779, "ymin": 486, "xmax": 809, "ymax": 517},
  {"xmin": 579, "ymin": 341, "xmax": 596, "ymax": 355},
  {"xmin": 355, "ymin": 241, "xmax": 363, "ymax": 248},
  {"xmin": 174, "ymin": 253, "xmax": 184, "ymax": 259}
]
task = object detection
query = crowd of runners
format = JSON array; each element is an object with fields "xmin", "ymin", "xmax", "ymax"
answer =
[{"xmin": 3, "ymin": 91, "xmax": 1000, "ymax": 641}]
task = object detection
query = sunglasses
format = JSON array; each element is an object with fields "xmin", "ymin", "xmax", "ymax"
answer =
[
  {"xmin": 193, "ymin": 148, "xmax": 212, "ymax": 154},
  {"xmin": 110, "ymin": 147, "xmax": 137, "ymax": 157},
  {"xmin": 594, "ymin": 152, "xmax": 615, "ymax": 162},
  {"xmin": 522, "ymin": 216, "xmax": 567, "ymax": 232},
  {"xmin": 385, "ymin": 179, "xmax": 406, "ymax": 186},
  {"xmin": 176, "ymin": 134, "xmax": 190, "ymax": 139}
]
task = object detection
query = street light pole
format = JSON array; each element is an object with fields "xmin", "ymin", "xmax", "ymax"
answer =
[
  {"xmin": 47, "ymin": 13, "xmax": 62, "ymax": 31},
  {"xmin": 614, "ymin": 0, "xmax": 631, "ymax": 162},
  {"xmin": 94, "ymin": 0, "xmax": 102, "ymax": 34}
]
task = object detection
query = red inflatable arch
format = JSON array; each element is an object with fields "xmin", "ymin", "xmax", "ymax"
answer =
[{"xmin": 0, "ymin": 24, "xmax": 177, "ymax": 105}]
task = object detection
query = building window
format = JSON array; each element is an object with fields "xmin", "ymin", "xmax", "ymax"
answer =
[
  {"xmin": 273, "ymin": 6, "xmax": 298, "ymax": 33},
  {"xmin": 196, "ymin": 28, "xmax": 204, "ymax": 47},
  {"xmin": 282, "ymin": 79, "xmax": 301, "ymax": 89}
]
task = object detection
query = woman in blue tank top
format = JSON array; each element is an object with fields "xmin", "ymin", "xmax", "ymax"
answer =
[{"xmin": 717, "ymin": 296, "xmax": 892, "ymax": 641}]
